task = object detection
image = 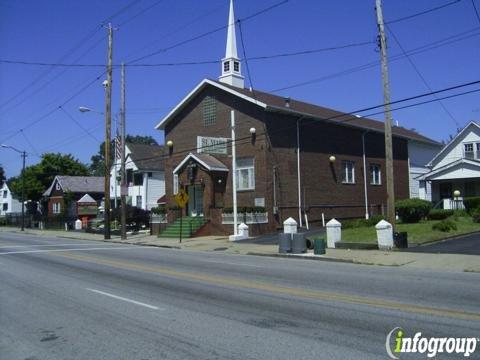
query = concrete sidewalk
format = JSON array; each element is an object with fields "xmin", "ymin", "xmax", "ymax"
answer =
[{"xmin": 1, "ymin": 227, "xmax": 479, "ymax": 273}]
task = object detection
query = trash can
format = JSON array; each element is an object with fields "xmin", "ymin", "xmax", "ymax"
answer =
[
  {"xmin": 278, "ymin": 233, "xmax": 292, "ymax": 253},
  {"xmin": 314, "ymin": 238, "xmax": 326, "ymax": 255},
  {"xmin": 394, "ymin": 232, "xmax": 408, "ymax": 248},
  {"xmin": 292, "ymin": 233, "xmax": 306, "ymax": 254}
]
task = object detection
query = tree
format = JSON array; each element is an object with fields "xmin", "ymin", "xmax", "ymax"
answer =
[
  {"xmin": 9, "ymin": 153, "xmax": 89, "ymax": 205},
  {"xmin": 89, "ymin": 135, "xmax": 158, "ymax": 176}
]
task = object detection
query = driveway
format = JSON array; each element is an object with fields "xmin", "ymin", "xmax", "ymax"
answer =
[{"xmin": 404, "ymin": 232, "xmax": 480, "ymax": 255}]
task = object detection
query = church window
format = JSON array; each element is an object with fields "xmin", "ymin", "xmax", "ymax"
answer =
[
  {"xmin": 203, "ymin": 96, "xmax": 216, "ymax": 126},
  {"xmin": 234, "ymin": 61, "xmax": 239, "ymax": 72},
  {"xmin": 223, "ymin": 61, "xmax": 230, "ymax": 72}
]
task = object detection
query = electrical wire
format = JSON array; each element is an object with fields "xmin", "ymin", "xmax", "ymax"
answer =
[
  {"xmin": 0, "ymin": 41, "xmax": 374, "ymax": 68},
  {"xmin": 385, "ymin": 0, "xmax": 462, "ymax": 25},
  {"xmin": 110, "ymin": 79, "xmax": 480, "ymax": 165},
  {"xmin": 471, "ymin": 0, "xmax": 480, "ymax": 24},
  {"xmin": 385, "ymin": 23, "xmax": 461, "ymax": 129},
  {"xmin": 270, "ymin": 27, "xmax": 480, "ymax": 92},
  {"xmin": 59, "ymin": 107, "xmax": 101, "ymax": 143},
  {"xmin": 127, "ymin": 0, "xmax": 289, "ymax": 64}
]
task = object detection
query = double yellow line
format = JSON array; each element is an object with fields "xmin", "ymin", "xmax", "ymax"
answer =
[{"xmin": 52, "ymin": 250, "xmax": 480, "ymax": 322}]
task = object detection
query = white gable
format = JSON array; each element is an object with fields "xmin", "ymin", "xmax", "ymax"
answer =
[{"xmin": 429, "ymin": 122, "xmax": 480, "ymax": 169}]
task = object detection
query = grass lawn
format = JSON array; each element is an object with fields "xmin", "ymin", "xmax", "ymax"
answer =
[{"xmin": 341, "ymin": 217, "xmax": 480, "ymax": 245}]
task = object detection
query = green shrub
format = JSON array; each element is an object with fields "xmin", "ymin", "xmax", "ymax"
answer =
[
  {"xmin": 395, "ymin": 199, "xmax": 432, "ymax": 223},
  {"xmin": 150, "ymin": 206, "xmax": 166, "ymax": 215},
  {"xmin": 471, "ymin": 208, "xmax": 480, "ymax": 223},
  {"xmin": 427, "ymin": 209, "xmax": 454, "ymax": 220},
  {"xmin": 366, "ymin": 215, "xmax": 385, "ymax": 226},
  {"xmin": 432, "ymin": 219, "xmax": 457, "ymax": 232},
  {"xmin": 463, "ymin": 197, "xmax": 480, "ymax": 213}
]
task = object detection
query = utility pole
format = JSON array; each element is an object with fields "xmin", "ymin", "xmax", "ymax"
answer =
[
  {"xmin": 376, "ymin": 0, "xmax": 395, "ymax": 226},
  {"xmin": 103, "ymin": 23, "xmax": 113, "ymax": 240},
  {"xmin": 20, "ymin": 151, "xmax": 26, "ymax": 231},
  {"xmin": 120, "ymin": 62, "xmax": 127, "ymax": 240},
  {"xmin": 229, "ymin": 110, "xmax": 238, "ymax": 241}
]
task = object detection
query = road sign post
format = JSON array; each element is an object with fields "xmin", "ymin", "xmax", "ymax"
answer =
[{"xmin": 174, "ymin": 189, "xmax": 189, "ymax": 243}]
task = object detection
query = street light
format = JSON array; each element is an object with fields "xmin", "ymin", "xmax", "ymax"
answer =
[{"xmin": 1, "ymin": 144, "xmax": 26, "ymax": 231}]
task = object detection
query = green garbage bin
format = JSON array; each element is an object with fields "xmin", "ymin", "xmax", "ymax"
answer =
[{"xmin": 314, "ymin": 238, "xmax": 326, "ymax": 255}]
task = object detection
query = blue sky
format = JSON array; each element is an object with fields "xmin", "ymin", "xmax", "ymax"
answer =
[{"xmin": 1, "ymin": 0, "xmax": 479, "ymax": 177}]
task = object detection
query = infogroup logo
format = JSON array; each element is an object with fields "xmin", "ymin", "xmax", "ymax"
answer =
[{"xmin": 385, "ymin": 327, "xmax": 478, "ymax": 359}]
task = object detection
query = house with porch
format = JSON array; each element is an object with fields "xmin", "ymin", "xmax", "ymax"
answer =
[
  {"xmin": 417, "ymin": 121, "xmax": 480, "ymax": 209},
  {"xmin": 43, "ymin": 176, "xmax": 104, "ymax": 217},
  {"xmin": 154, "ymin": 0, "xmax": 439, "ymax": 236},
  {"xmin": 110, "ymin": 143, "xmax": 165, "ymax": 210}
]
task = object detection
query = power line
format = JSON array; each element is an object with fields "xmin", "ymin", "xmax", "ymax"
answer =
[
  {"xmin": 115, "ymin": 79, "xmax": 480, "ymax": 165},
  {"xmin": 0, "ymin": 41, "xmax": 374, "ymax": 68},
  {"xmin": 127, "ymin": 0, "xmax": 289, "ymax": 64},
  {"xmin": 471, "ymin": 0, "xmax": 480, "ymax": 24},
  {"xmin": 270, "ymin": 27, "xmax": 480, "ymax": 92},
  {"xmin": 385, "ymin": 23, "xmax": 461, "ymax": 129},
  {"xmin": 386, "ymin": 0, "xmax": 462, "ymax": 25},
  {"xmin": 59, "ymin": 107, "xmax": 101, "ymax": 143}
]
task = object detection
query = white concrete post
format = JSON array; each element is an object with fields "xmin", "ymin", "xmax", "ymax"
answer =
[
  {"xmin": 75, "ymin": 219, "xmax": 83, "ymax": 230},
  {"xmin": 375, "ymin": 219, "xmax": 394, "ymax": 250},
  {"xmin": 326, "ymin": 218, "xmax": 341, "ymax": 248},
  {"xmin": 238, "ymin": 222, "xmax": 248, "ymax": 238},
  {"xmin": 283, "ymin": 217, "xmax": 297, "ymax": 235}
]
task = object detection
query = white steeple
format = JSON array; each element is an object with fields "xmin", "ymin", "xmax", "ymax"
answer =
[{"xmin": 219, "ymin": 0, "xmax": 244, "ymax": 88}]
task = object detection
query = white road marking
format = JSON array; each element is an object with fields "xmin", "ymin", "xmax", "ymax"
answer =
[
  {"xmin": 0, "ymin": 243, "xmax": 107, "ymax": 249},
  {"xmin": 86, "ymin": 288, "xmax": 161, "ymax": 310},
  {"xmin": 0, "ymin": 246, "xmax": 133, "ymax": 255}
]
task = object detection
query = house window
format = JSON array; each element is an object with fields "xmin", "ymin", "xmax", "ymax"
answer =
[
  {"xmin": 136, "ymin": 195, "xmax": 142, "ymax": 208},
  {"xmin": 148, "ymin": 172, "xmax": 153, "ymax": 178},
  {"xmin": 2, "ymin": 203, "xmax": 7, "ymax": 211},
  {"xmin": 236, "ymin": 158, "xmax": 255, "ymax": 191},
  {"xmin": 126, "ymin": 169, "xmax": 133, "ymax": 185},
  {"xmin": 342, "ymin": 161, "xmax": 355, "ymax": 184},
  {"xmin": 53, "ymin": 202, "xmax": 61, "ymax": 214},
  {"xmin": 133, "ymin": 173, "xmax": 143, "ymax": 186},
  {"xmin": 370, "ymin": 164, "xmax": 381, "ymax": 185},
  {"xmin": 203, "ymin": 96, "xmax": 216, "ymax": 126},
  {"xmin": 233, "ymin": 61, "xmax": 239, "ymax": 72},
  {"xmin": 464, "ymin": 143, "xmax": 474, "ymax": 159},
  {"xmin": 3, "ymin": 190, "xmax": 7, "ymax": 198},
  {"xmin": 173, "ymin": 173, "xmax": 179, "ymax": 195},
  {"xmin": 223, "ymin": 61, "xmax": 230, "ymax": 72}
]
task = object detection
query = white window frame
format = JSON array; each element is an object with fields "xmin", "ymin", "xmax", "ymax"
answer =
[
  {"xmin": 236, "ymin": 158, "xmax": 255, "ymax": 191},
  {"xmin": 53, "ymin": 202, "xmax": 61, "ymax": 214},
  {"xmin": 173, "ymin": 173, "xmax": 179, "ymax": 195},
  {"xmin": 370, "ymin": 164, "xmax": 381, "ymax": 185},
  {"xmin": 342, "ymin": 161, "xmax": 355, "ymax": 184}
]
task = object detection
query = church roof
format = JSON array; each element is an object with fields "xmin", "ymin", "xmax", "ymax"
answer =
[{"xmin": 155, "ymin": 78, "xmax": 440, "ymax": 146}]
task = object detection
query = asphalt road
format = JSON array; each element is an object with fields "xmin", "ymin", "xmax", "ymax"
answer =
[
  {"xmin": 405, "ymin": 232, "xmax": 480, "ymax": 255},
  {"xmin": 1, "ymin": 232, "xmax": 479, "ymax": 360}
]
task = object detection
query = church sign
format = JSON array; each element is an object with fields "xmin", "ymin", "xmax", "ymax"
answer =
[{"xmin": 197, "ymin": 136, "xmax": 228, "ymax": 155}]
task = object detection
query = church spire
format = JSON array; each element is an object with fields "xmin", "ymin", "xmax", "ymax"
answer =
[{"xmin": 219, "ymin": 0, "xmax": 244, "ymax": 88}]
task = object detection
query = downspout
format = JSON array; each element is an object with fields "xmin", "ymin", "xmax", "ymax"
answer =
[
  {"xmin": 297, "ymin": 117, "xmax": 303, "ymax": 227},
  {"xmin": 144, "ymin": 172, "xmax": 148, "ymax": 210},
  {"xmin": 362, "ymin": 131, "xmax": 369, "ymax": 220}
]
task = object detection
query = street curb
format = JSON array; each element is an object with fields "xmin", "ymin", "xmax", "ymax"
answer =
[{"xmin": 247, "ymin": 252, "xmax": 356, "ymax": 264}]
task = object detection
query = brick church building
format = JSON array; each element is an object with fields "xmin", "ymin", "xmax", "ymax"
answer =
[{"xmin": 156, "ymin": 0, "xmax": 439, "ymax": 236}]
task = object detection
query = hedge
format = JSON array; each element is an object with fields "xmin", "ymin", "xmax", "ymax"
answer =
[
  {"xmin": 432, "ymin": 219, "xmax": 457, "ymax": 232},
  {"xmin": 395, "ymin": 198, "xmax": 432, "ymax": 223},
  {"xmin": 427, "ymin": 209, "xmax": 454, "ymax": 220},
  {"xmin": 463, "ymin": 197, "xmax": 480, "ymax": 213}
]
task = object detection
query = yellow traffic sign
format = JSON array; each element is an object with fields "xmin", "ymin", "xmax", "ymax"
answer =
[{"xmin": 174, "ymin": 189, "xmax": 189, "ymax": 208}]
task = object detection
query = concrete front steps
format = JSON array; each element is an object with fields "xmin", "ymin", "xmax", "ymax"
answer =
[{"xmin": 159, "ymin": 217, "xmax": 208, "ymax": 238}]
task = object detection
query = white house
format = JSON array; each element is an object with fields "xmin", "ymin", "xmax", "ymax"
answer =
[
  {"xmin": 417, "ymin": 121, "xmax": 480, "ymax": 209},
  {"xmin": 110, "ymin": 143, "xmax": 165, "ymax": 210},
  {"xmin": 0, "ymin": 182, "xmax": 22, "ymax": 216},
  {"xmin": 408, "ymin": 140, "xmax": 443, "ymax": 201}
]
